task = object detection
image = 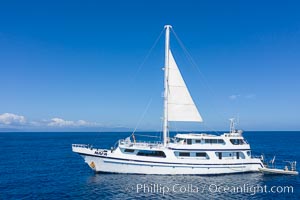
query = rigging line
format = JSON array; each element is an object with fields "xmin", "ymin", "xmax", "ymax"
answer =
[
  {"xmin": 201, "ymin": 121, "xmax": 217, "ymax": 133},
  {"xmin": 171, "ymin": 29, "xmax": 228, "ymax": 121},
  {"xmin": 159, "ymin": 112, "xmax": 164, "ymax": 141},
  {"xmin": 168, "ymin": 103, "xmax": 196, "ymax": 106},
  {"xmin": 155, "ymin": 120, "xmax": 162, "ymax": 141},
  {"xmin": 133, "ymin": 134, "xmax": 160, "ymax": 138},
  {"xmin": 172, "ymin": 121, "xmax": 180, "ymax": 135},
  {"xmin": 130, "ymin": 28, "xmax": 165, "ymax": 83},
  {"xmin": 171, "ymin": 29, "xmax": 211, "ymax": 90},
  {"xmin": 132, "ymin": 98, "xmax": 153, "ymax": 135},
  {"xmin": 202, "ymin": 122, "xmax": 221, "ymax": 135}
]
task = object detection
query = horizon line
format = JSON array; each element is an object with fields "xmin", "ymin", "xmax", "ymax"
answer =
[{"xmin": 1, "ymin": 130, "xmax": 299, "ymax": 133}]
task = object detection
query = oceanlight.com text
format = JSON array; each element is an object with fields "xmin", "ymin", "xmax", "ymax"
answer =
[{"xmin": 125, "ymin": 183, "xmax": 294, "ymax": 196}]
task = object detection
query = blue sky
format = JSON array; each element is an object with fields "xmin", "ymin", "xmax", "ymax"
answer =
[{"xmin": 0, "ymin": 0, "xmax": 299, "ymax": 131}]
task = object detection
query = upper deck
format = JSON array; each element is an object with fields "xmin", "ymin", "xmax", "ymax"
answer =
[
  {"xmin": 174, "ymin": 131, "xmax": 244, "ymax": 139},
  {"xmin": 168, "ymin": 132, "xmax": 249, "ymax": 149},
  {"xmin": 119, "ymin": 139, "xmax": 164, "ymax": 150},
  {"xmin": 118, "ymin": 131, "xmax": 250, "ymax": 151}
]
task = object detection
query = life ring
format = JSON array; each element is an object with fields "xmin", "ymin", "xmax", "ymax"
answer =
[{"xmin": 89, "ymin": 161, "xmax": 95, "ymax": 169}]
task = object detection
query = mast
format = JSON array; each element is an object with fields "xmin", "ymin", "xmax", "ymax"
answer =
[
  {"xmin": 163, "ymin": 25, "xmax": 172, "ymax": 146},
  {"xmin": 229, "ymin": 118, "xmax": 235, "ymax": 133}
]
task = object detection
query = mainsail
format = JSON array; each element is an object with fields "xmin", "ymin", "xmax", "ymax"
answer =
[{"xmin": 167, "ymin": 50, "xmax": 203, "ymax": 122}]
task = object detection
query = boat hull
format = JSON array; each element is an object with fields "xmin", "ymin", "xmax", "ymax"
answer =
[
  {"xmin": 258, "ymin": 168, "xmax": 299, "ymax": 175},
  {"xmin": 81, "ymin": 154, "xmax": 262, "ymax": 175}
]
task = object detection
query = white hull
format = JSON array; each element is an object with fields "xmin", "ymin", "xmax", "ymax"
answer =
[
  {"xmin": 73, "ymin": 145, "xmax": 263, "ymax": 175},
  {"xmin": 259, "ymin": 168, "xmax": 299, "ymax": 175},
  {"xmin": 84, "ymin": 156, "xmax": 261, "ymax": 175}
]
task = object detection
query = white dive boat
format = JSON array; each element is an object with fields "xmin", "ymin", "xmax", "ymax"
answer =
[{"xmin": 72, "ymin": 25, "xmax": 264, "ymax": 174}]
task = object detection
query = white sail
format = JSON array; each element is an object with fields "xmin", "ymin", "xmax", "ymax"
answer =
[{"xmin": 167, "ymin": 50, "xmax": 203, "ymax": 122}]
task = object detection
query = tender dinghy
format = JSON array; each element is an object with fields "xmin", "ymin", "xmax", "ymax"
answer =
[
  {"xmin": 259, "ymin": 168, "xmax": 298, "ymax": 175},
  {"xmin": 259, "ymin": 161, "xmax": 298, "ymax": 175}
]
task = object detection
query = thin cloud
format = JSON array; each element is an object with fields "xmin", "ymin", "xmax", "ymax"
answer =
[
  {"xmin": 0, "ymin": 113, "xmax": 101, "ymax": 128},
  {"xmin": 47, "ymin": 118, "xmax": 99, "ymax": 127},
  {"xmin": 0, "ymin": 113, "xmax": 26, "ymax": 125},
  {"xmin": 229, "ymin": 94, "xmax": 240, "ymax": 100},
  {"xmin": 229, "ymin": 94, "xmax": 256, "ymax": 101},
  {"xmin": 245, "ymin": 94, "xmax": 256, "ymax": 99}
]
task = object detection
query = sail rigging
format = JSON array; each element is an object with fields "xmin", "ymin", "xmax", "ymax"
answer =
[
  {"xmin": 163, "ymin": 25, "xmax": 202, "ymax": 146},
  {"xmin": 167, "ymin": 50, "xmax": 202, "ymax": 122}
]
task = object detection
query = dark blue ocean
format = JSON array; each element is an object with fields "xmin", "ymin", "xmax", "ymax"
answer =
[{"xmin": 0, "ymin": 131, "xmax": 299, "ymax": 199}]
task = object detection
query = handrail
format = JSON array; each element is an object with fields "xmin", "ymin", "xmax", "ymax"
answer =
[
  {"xmin": 72, "ymin": 144, "xmax": 109, "ymax": 152},
  {"xmin": 72, "ymin": 144, "xmax": 90, "ymax": 148},
  {"xmin": 119, "ymin": 139, "xmax": 164, "ymax": 148},
  {"xmin": 72, "ymin": 144, "xmax": 97, "ymax": 149}
]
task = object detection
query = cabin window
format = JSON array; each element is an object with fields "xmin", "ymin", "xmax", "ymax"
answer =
[
  {"xmin": 196, "ymin": 152, "xmax": 207, "ymax": 157},
  {"xmin": 212, "ymin": 139, "xmax": 218, "ymax": 143},
  {"xmin": 124, "ymin": 149, "xmax": 135, "ymax": 153},
  {"xmin": 175, "ymin": 138, "xmax": 185, "ymax": 144},
  {"xmin": 204, "ymin": 139, "xmax": 225, "ymax": 144},
  {"xmin": 218, "ymin": 152, "xmax": 222, "ymax": 159},
  {"xmin": 179, "ymin": 152, "xmax": 190, "ymax": 157},
  {"xmin": 247, "ymin": 151, "xmax": 251, "ymax": 157},
  {"xmin": 195, "ymin": 140, "xmax": 201, "ymax": 143},
  {"xmin": 204, "ymin": 139, "xmax": 210, "ymax": 144},
  {"xmin": 137, "ymin": 150, "xmax": 166, "ymax": 158},
  {"xmin": 230, "ymin": 139, "xmax": 246, "ymax": 145},
  {"xmin": 187, "ymin": 139, "xmax": 192, "ymax": 145},
  {"xmin": 217, "ymin": 139, "xmax": 225, "ymax": 144},
  {"xmin": 216, "ymin": 152, "xmax": 234, "ymax": 158},
  {"xmin": 238, "ymin": 152, "xmax": 245, "ymax": 159},
  {"xmin": 232, "ymin": 139, "xmax": 238, "ymax": 145},
  {"xmin": 204, "ymin": 139, "xmax": 220, "ymax": 144},
  {"xmin": 215, "ymin": 152, "xmax": 245, "ymax": 159}
]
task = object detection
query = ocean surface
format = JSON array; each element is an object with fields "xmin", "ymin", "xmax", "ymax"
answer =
[{"xmin": 0, "ymin": 131, "xmax": 299, "ymax": 199}]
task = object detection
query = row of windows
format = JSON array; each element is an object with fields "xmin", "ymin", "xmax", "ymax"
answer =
[
  {"xmin": 124, "ymin": 149, "xmax": 209, "ymax": 158},
  {"xmin": 124, "ymin": 149, "xmax": 166, "ymax": 158},
  {"xmin": 176, "ymin": 151, "xmax": 246, "ymax": 159},
  {"xmin": 137, "ymin": 150, "xmax": 166, "ymax": 158},
  {"xmin": 124, "ymin": 149, "xmax": 135, "ymax": 153},
  {"xmin": 176, "ymin": 138, "xmax": 247, "ymax": 145},
  {"xmin": 177, "ymin": 152, "xmax": 208, "ymax": 157},
  {"xmin": 176, "ymin": 138, "xmax": 225, "ymax": 145},
  {"xmin": 204, "ymin": 139, "xmax": 225, "ymax": 144},
  {"xmin": 123, "ymin": 148, "xmax": 247, "ymax": 160},
  {"xmin": 230, "ymin": 139, "xmax": 247, "ymax": 145},
  {"xmin": 215, "ymin": 152, "xmax": 245, "ymax": 159}
]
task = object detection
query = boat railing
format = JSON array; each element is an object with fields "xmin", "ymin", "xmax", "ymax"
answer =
[
  {"xmin": 283, "ymin": 161, "xmax": 297, "ymax": 171},
  {"xmin": 119, "ymin": 139, "xmax": 164, "ymax": 148},
  {"xmin": 72, "ymin": 144, "xmax": 101, "ymax": 150},
  {"xmin": 72, "ymin": 144, "xmax": 109, "ymax": 152},
  {"xmin": 72, "ymin": 144, "xmax": 90, "ymax": 148},
  {"xmin": 252, "ymin": 155, "xmax": 263, "ymax": 159}
]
